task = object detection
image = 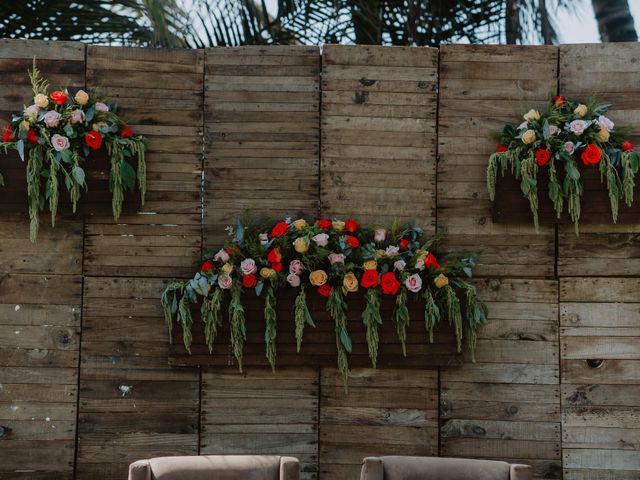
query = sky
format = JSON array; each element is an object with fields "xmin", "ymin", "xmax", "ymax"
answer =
[{"xmin": 263, "ymin": 0, "xmax": 640, "ymax": 44}]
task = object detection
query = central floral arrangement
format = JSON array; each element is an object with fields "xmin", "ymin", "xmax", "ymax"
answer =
[
  {"xmin": 0, "ymin": 61, "xmax": 147, "ymax": 241},
  {"xmin": 486, "ymin": 96, "xmax": 639, "ymax": 233},
  {"xmin": 161, "ymin": 216, "xmax": 487, "ymax": 384}
]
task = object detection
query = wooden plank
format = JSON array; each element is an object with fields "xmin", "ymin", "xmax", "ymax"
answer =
[{"xmin": 320, "ymin": 44, "xmax": 437, "ymax": 230}]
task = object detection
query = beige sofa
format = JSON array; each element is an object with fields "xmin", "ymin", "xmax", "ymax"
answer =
[
  {"xmin": 128, "ymin": 455, "xmax": 299, "ymax": 480},
  {"xmin": 360, "ymin": 456, "xmax": 532, "ymax": 480}
]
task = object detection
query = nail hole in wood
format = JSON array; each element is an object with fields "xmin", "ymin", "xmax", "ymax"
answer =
[{"xmin": 587, "ymin": 359, "xmax": 605, "ymax": 369}]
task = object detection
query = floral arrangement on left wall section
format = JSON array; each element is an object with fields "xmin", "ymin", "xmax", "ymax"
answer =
[
  {"xmin": 161, "ymin": 215, "xmax": 488, "ymax": 384},
  {"xmin": 0, "ymin": 60, "xmax": 147, "ymax": 241}
]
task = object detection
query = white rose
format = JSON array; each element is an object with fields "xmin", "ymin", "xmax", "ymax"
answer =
[
  {"xmin": 405, "ymin": 273, "xmax": 423, "ymax": 293},
  {"xmin": 94, "ymin": 102, "xmax": 109, "ymax": 112},
  {"xmin": 287, "ymin": 273, "xmax": 301, "ymax": 287},
  {"xmin": 328, "ymin": 253, "xmax": 345, "ymax": 265},
  {"xmin": 374, "ymin": 229, "xmax": 386, "ymax": 242},
  {"xmin": 240, "ymin": 258, "xmax": 257, "ymax": 275},
  {"xmin": 385, "ymin": 245, "xmax": 400, "ymax": 257},
  {"xmin": 43, "ymin": 111, "xmax": 62, "ymax": 128},
  {"xmin": 259, "ymin": 233, "xmax": 269, "ymax": 246},
  {"xmin": 569, "ymin": 120, "xmax": 588, "ymax": 136},
  {"xmin": 564, "ymin": 141, "xmax": 575, "ymax": 155},
  {"xmin": 596, "ymin": 115, "xmax": 614, "ymax": 131},
  {"xmin": 51, "ymin": 134, "xmax": 70, "ymax": 152},
  {"xmin": 523, "ymin": 109, "xmax": 540, "ymax": 122},
  {"xmin": 213, "ymin": 248, "xmax": 230, "ymax": 263},
  {"xmin": 393, "ymin": 259, "xmax": 406, "ymax": 271},
  {"xmin": 312, "ymin": 233, "xmax": 329, "ymax": 247},
  {"xmin": 218, "ymin": 274, "xmax": 232, "ymax": 290}
]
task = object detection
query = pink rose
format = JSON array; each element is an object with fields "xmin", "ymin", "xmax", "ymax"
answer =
[
  {"xmin": 218, "ymin": 274, "xmax": 232, "ymax": 290},
  {"xmin": 393, "ymin": 259, "xmax": 406, "ymax": 271},
  {"xmin": 548, "ymin": 125, "xmax": 559, "ymax": 135},
  {"xmin": 374, "ymin": 229, "xmax": 386, "ymax": 242},
  {"xmin": 95, "ymin": 102, "xmax": 109, "ymax": 112},
  {"xmin": 289, "ymin": 259, "xmax": 303, "ymax": 275},
  {"xmin": 51, "ymin": 134, "xmax": 70, "ymax": 151},
  {"xmin": 43, "ymin": 111, "xmax": 62, "ymax": 128},
  {"xmin": 564, "ymin": 142, "xmax": 575, "ymax": 155},
  {"xmin": 312, "ymin": 233, "xmax": 329, "ymax": 247},
  {"xmin": 415, "ymin": 258, "xmax": 425, "ymax": 271},
  {"xmin": 240, "ymin": 258, "xmax": 257, "ymax": 275},
  {"xmin": 70, "ymin": 109, "xmax": 85, "ymax": 124},
  {"xmin": 328, "ymin": 253, "xmax": 345, "ymax": 265},
  {"xmin": 287, "ymin": 273, "xmax": 300, "ymax": 287},
  {"xmin": 23, "ymin": 104, "xmax": 39, "ymax": 117},
  {"xmin": 569, "ymin": 120, "xmax": 588, "ymax": 136},
  {"xmin": 213, "ymin": 248, "xmax": 230, "ymax": 263},
  {"xmin": 405, "ymin": 273, "xmax": 422, "ymax": 293},
  {"xmin": 596, "ymin": 115, "xmax": 614, "ymax": 131},
  {"xmin": 385, "ymin": 245, "xmax": 400, "ymax": 257}
]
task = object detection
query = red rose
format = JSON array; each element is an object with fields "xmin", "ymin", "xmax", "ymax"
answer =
[
  {"xmin": 496, "ymin": 145, "xmax": 508, "ymax": 153},
  {"xmin": 581, "ymin": 144, "xmax": 602, "ymax": 166},
  {"xmin": 26, "ymin": 129, "xmax": 38, "ymax": 144},
  {"xmin": 242, "ymin": 274, "xmax": 257, "ymax": 288},
  {"xmin": 120, "ymin": 125, "xmax": 134, "ymax": 138},
  {"xmin": 553, "ymin": 95, "xmax": 564, "ymax": 106},
  {"xmin": 50, "ymin": 90, "xmax": 68, "ymax": 105},
  {"xmin": 3, "ymin": 125, "xmax": 13, "ymax": 142},
  {"xmin": 201, "ymin": 260, "xmax": 214, "ymax": 273},
  {"xmin": 399, "ymin": 238, "xmax": 409, "ymax": 249},
  {"xmin": 270, "ymin": 221, "xmax": 289, "ymax": 238},
  {"xmin": 346, "ymin": 235, "xmax": 359, "ymax": 249},
  {"xmin": 535, "ymin": 149, "xmax": 551, "ymax": 167},
  {"xmin": 317, "ymin": 284, "xmax": 332, "ymax": 297},
  {"xmin": 345, "ymin": 219, "xmax": 359, "ymax": 232},
  {"xmin": 271, "ymin": 262, "xmax": 282, "ymax": 273},
  {"xmin": 85, "ymin": 131, "xmax": 102, "ymax": 150},
  {"xmin": 360, "ymin": 269, "xmax": 378, "ymax": 289},
  {"xmin": 380, "ymin": 272, "xmax": 400, "ymax": 295},
  {"xmin": 266, "ymin": 248, "xmax": 282, "ymax": 264},
  {"xmin": 424, "ymin": 253, "xmax": 439, "ymax": 269},
  {"xmin": 622, "ymin": 141, "xmax": 634, "ymax": 152},
  {"xmin": 316, "ymin": 218, "xmax": 332, "ymax": 229}
]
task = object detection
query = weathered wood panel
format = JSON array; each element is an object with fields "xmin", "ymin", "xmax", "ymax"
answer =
[
  {"xmin": 319, "ymin": 368, "xmax": 439, "ymax": 480},
  {"xmin": 201, "ymin": 368, "xmax": 319, "ymax": 480},
  {"xmin": 558, "ymin": 43, "xmax": 640, "ymax": 276},
  {"xmin": 560, "ymin": 278, "xmax": 640, "ymax": 480},
  {"xmin": 320, "ymin": 45, "xmax": 437, "ymax": 229},
  {"xmin": 438, "ymin": 44, "xmax": 557, "ymax": 278},
  {"xmin": 75, "ymin": 276, "xmax": 199, "ymax": 480},
  {"xmin": 83, "ymin": 46, "xmax": 203, "ymax": 278},
  {"xmin": 440, "ymin": 279, "xmax": 561, "ymax": 480},
  {"xmin": 204, "ymin": 46, "xmax": 320, "ymax": 246}
]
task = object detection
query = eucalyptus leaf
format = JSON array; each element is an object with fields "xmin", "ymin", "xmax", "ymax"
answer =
[
  {"xmin": 72, "ymin": 165, "xmax": 85, "ymax": 186},
  {"xmin": 339, "ymin": 328, "xmax": 353, "ymax": 353},
  {"xmin": 16, "ymin": 139, "xmax": 24, "ymax": 161}
]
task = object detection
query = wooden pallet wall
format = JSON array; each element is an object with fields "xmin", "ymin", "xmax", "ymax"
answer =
[{"xmin": 1, "ymin": 40, "xmax": 640, "ymax": 480}]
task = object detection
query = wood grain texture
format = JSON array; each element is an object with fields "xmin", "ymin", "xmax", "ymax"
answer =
[
  {"xmin": 438, "ymin": 44, "xmax": 557, "ymax": 278},
  {"xmin": 204, "ymin": 46, "xmax": 320, "ymax": 246},
  {"xmin": 560, "ymin": 277, "xmax": 640, "ymax": 480},
  {"xmin": 319, "ymin": 368, "xmax": 438, "ymax": 480},
  {"xmin": 201, "ymin": 368, "xmax": 319, "ymax": 480},
  {"xmin": 320, "ymin": 45, "xmax": 437, "ymax": 228},
  {"xmin": 440, "ymin": 278, "xmax": 561, "ymax": 480}
]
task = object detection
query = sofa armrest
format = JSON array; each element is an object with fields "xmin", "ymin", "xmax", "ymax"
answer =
[
  {"xmin": 280, "ymin": 456, "xmax": 300, "ymax": 480},
  {"xmin": 128, "ymin": 459, "xmax": 152, "ymax": 480},
  {"xmin": 360, "ymin": 457, "xmax": 384, "ymax": 480},
  {"xmin": 510, "ymin": 464, "xmax": 533, "ymax": 480}
]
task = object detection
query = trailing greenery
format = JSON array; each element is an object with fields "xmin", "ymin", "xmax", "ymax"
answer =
[
  {"xmin": 294, "ymin": 286, "xmax": 314, "ymax": 353},
  {"xmin": 264, "ymin": 282, "xmax": 278, "ymax": 372},
  {"xmin": 327, "ymin": 287, "xmax": 352, "ymax": 388},
  {"xmin": 487, "ymin": 96, "xmax": 639, "ymax": 234},
  {"xmin": 361, "ymin": 288, "xmax": 382, "ymax": 368},
  {"xmin": 392, "ymin": 287, "xmax": 410, "ymax": 357}
]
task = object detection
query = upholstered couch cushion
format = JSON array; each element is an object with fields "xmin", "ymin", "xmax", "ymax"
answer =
[{"xmin": 360, "ymin": 456, "xmax": 532, "ymax": 480}]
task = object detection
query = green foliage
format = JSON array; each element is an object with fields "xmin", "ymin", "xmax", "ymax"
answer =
[
  {"xmin": 621, "ymin": 151, "xmax": 640, "ymax": 206},
  {"xmin": 361, "ymin": 288, "xmax": 382, "ymax": 368},
  {"xmin": 294, "ymin": 286, "xmax": 314, "ymax": 353},
  {"xmin": 202, "ymin": 288, "xmax": 224, "ymax": 354},
  {"xmin": 229, "ymin": 280, "xmax": 246, "ymax": 371},
  {"xmin": 264, "ymin": 282, "xmax": 278, "ymax": 372},
  {"xmin": 392, "ymin": 287, "xmax": 410, "ymax": 357},
  {"xmin": 327, "ymin": 287, "xmax": 351, "ymax": 389},
  {"xmin": 423, "ymin": 287, "xmax": 440, "ymax": 343},
  {"xmin": 441, "ymin": 285, "xmax": 463, "ymax": 352}
]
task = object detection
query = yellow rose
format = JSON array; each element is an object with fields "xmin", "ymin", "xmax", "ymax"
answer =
[
  {"xmin": 19, "ymin": 120, "xmax": 30, "ymax": 132},
  {"xmin": 434, "ymin": 273, "xmax": 449, "ymax": 289},
  {"xmin": 342, "ymin": 272, "xmax": 358, "ymax": 293},
  {"xmin": 292, "ymin": 219, "xmax": 308, "ymax": 231},
  {"xmin": 332, "ymin": 220, "xmax": 345, "ymax": 232},
  {"xmin": 596, "ymin": 128, "xmax": 610, "ymax": 143},
  {"xmin": 522, "ymin": 129, "xmax": 536, "ymax": 145},
  {"xmin": 363, "ymin": 260, "xmax": 377, "ymax": 270},
  {"xmin": 293, "ymin": 237, "xmax": 309, "ymax": 253},
  {"xmin": 221, "ymin": 263, "xmax": 234, "ymax": 274},
  {"xmin": 374, "ymin": 249, "xmax": 385, "ymax": 260},
  {"xmin": 92, "ymin": 121, "xmax": 108, "ymax": 132},
  {"xmin": 260, "ymin": 267, "xmax": 275, "ymax": 279},
  {"xmin": 574, "ymin": 104, "xmax": 588, "ymax": 117},
  {"xmin": 522, "ymin": 109, "xmax": 540, "ymax": 122},
  {"xmin": 309, "ymin": 269, "xmax": 327, "ymax": 286},
  {"xmin": 34, "ymin": 94, "xmax": 48, "ymax": 108},
  {"xmin": 75, "ymin": 89, "xmax": 89, "ymax": 106}
]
